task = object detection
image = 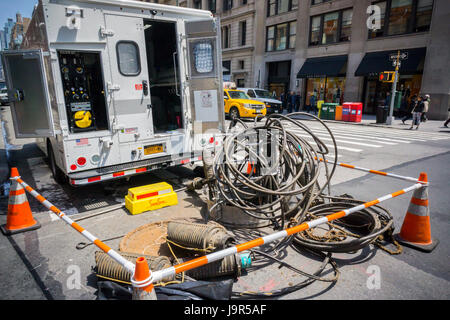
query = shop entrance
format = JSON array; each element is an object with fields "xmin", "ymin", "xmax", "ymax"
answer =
[{"xmin": 363, "ymin": 74, "xmax": 422, "ymax": 114}]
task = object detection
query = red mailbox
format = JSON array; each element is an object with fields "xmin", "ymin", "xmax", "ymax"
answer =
[
  {"xmin": 349, "ymin": 103, "xmax": 363, "ymax": 122},
  {"xmin": 342, "ymin": 103, "xmax": 351, "ymax": 122}
]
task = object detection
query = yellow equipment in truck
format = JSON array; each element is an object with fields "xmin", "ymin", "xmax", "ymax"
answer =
[{"xmin": 125, "ymin": 182, "xmax": 178, "ymax": 215}]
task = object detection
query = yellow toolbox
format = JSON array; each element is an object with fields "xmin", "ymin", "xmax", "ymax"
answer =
[{"xmin": 125, "ymin": 182, "xmax": 178, "ymax": 215}]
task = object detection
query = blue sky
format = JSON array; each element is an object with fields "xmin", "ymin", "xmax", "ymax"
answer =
[{"xmin": 0, "ymin": 0, "xmax": 38, "ymax": 29}]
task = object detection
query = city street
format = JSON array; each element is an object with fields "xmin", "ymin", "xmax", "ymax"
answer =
[{"xmin": 1, "ymin": 105, "xmax": 449, "ymax": 300}]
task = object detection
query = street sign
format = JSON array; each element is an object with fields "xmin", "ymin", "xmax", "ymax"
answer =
[{"xmin": 389, "ymin": 52, "xmax": 408, "ymax": 61}]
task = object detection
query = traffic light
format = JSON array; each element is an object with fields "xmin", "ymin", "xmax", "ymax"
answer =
[{"xmin": 379, "ymin": 71, "xmax": 395, "ymax": 83}]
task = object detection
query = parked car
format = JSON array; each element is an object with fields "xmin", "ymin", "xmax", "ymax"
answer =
[
  {"xmin": 0, "ymin": 88, "xmax": 9, "ymax": 106},
  {"xmin": 224, "ymin": 89, "xmax": 266, "ymax": 120},
  {"xmin": 238, "ymin": 88, "xmax": 282, "ymax": 114}
]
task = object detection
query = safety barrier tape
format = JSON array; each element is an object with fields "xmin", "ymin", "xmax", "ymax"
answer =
[
  {"xmin": 13, "ymin": 177, "xmax": 135, "ymax": 275},
  {"xmin": 151, "ymin": 182, "xmax": 424, "ymax": 283},
  {"xmin": 316, "ymin": 157, "xmax": 426, "ymax": 184}
]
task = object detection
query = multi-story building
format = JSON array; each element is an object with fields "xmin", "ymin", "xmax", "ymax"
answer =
[
  {"xmin": 2, "ymin": 18, "xmax": 15, "ymax": 51},
  {"xmin": 9, "ymin": 13, "xmax": 31, "ymax": 50},
  {"xmin": 141, "ymin": 0, "xmax": 449, "ymax": 120}
]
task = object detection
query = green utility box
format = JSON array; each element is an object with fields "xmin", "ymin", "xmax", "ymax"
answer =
[{"xmin": 321, "ymin": 103, "xmax": 338, "ymax": 120}]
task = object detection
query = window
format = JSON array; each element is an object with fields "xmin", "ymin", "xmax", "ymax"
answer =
[
  {"xmin": 310, "ymin": 16, "xmax": 321, "ymax": 46},
  {"xmin": 415, "ymin": 0, "xmax": 433, "ymax": 32},
  {"xmin": 309, "ymin": 8, "xmax": 353, "ymax": 46},
  {"xmin": 267, "ymin": 26, "xmax": 275, "ymax": 51},
  {"xmin": 322, "ymin": 12, "xmax": 339, "ymax": 44},
  {"xmin": 289, "ymin": 21, "xmax": 297, "ymax": 48},
  {"xmin": 340, "ymin": 9, "xmax": 353, "ymax": 41},
  {"xmin": 239, "ymin": 60, "xmax": 245, "ymax": 69},
  {"xmin": 192, "ymin": 40, "xmax": 214, "ymax": 74},
  {"xmin": 368, "ymin": 1, "xmax": 387, "ymax": 38},
  {"xmin": 193, "ymin": 0, "xmax": 202, "ymax": 9},
  {"xmin": 247, "ymin": 90, "xmax": 256, "ymax": 98},
  {"xmin": 208, "ymin": 0, "xmax": 217, "ymax": 13},
  {"xmin": 267, "ymin": 0, "xmax": 297, "ymax": 17},
  {"xmin": 266, "ymin": 21, "xmax": 296, "ymax": 52},
  {"xmin": 388, "ymin": 0, "xmax": 413, "ymax": 35},
  {"xmin": 223, "ymin": 60, "xmax": 231, "ymax": 81},
  {"xmin": 239, "ymin": 20, "xmax": 247, "ymax": 46},
  {"xmin": 222, "ymin": 25, "xmax": 230, "ymax": 48},
  {"xmin": 311, "ymin": 0, "xmax": 331, "ymax": 4},
  {"xmin": 369, "ymin": 0, "xmax": 433, "ymax": 38},
  {"xmin": 116, "ymin": 41, "xmax": 140, "ymax": 76},
  {"xmin": 223, "ymin": 0, "xmax": 233, "ymax": 11}
]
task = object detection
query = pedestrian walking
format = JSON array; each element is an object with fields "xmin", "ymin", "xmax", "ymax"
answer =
[
  {"xmin": 280, "ymin": 91, "xmax": 286, "ymax": 113},
  {"xmin": 402, "ymin": 95, "xmax": 417, "ymax": 124},
  {"xmin": 310, "ymin": 92, "xmax": 317, "ymax": 115},
  {"xmin": 410, "ymin": 96, "xmax": 424, "ymax": 130},
  {"xmin": 421, "ymin": 94, "xmax": 430, "ymax": 122},
  {"xmin": 443, "ymin": 106, "xmax": 450, "ymax": 128},
  {"xmin": 295, "ymin": 92, "xmax": 301, "ymax": 112},
  {"xmin": 288, "ymin": 91, "xmax": 296, "ymax": 113}
]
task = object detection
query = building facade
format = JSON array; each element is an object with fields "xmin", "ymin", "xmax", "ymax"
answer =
[
  {"xmin": 9, "ymin": 13, "xmax": 31, "ymax": 50},
  {"xmin": 142, "ymin": 0, "xmax": 449, "ymax": 120}
]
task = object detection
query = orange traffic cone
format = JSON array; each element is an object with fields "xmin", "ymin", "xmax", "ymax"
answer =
[
  {"xmin": 1, "ymin": 168, "xmax": 41, "ymax": 235},
  {"xmin": 247, "ymin": 161, "xmax": 256, "ymax": 175},
  {"xmin": 131, "ymin": 257, "xmax": 157, "ymax": 300},
  {"xmin": 394, "ymin": 172, "xmax": 438, "ymax": 252}
]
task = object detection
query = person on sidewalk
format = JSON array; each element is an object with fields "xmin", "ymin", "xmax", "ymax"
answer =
[
  {"xmin": 410, "ymin": 96, "xmax": 424, "ymax": 130},
  {"xmin": 443, "ymin": 106, "xmax": 450, "ymax": 128},
  {"xmin": 402, "ymin": 95, "xmax": 417, "ymax": 124},
  {"xmin": 421, "ymin": 94, "xmax": 430, "ymax": 122}
]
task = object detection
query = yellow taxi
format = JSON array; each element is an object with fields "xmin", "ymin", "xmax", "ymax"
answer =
[{"xmin": 224, "ymin": 89, "xmax": 266, "ymax": 120}]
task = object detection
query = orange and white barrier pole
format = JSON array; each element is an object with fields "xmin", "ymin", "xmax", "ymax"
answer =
[
  {"xmin": 151, "ymin": 182, "xmax": 424, "ymax": 283},
  {"xmin": 12, "ymin": 177, "xmax": 135, "ymax": 275},
  {"xmin": 316, "ymin": 157, "xmax": 426, "ymax": 184}
]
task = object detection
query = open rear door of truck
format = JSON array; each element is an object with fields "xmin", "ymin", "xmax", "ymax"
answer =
[
  {"xmin": 1, "ymin": 49, "xmax": 55, "ymax": 138},
  {"xmin": 185, "ymin": 18, "xmax": 224, "ymax": 134}
]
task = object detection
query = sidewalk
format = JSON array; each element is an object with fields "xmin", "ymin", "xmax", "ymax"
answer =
[{"xmin": 318, "ymin": 114, "xmax": 450, "ymax": 133}]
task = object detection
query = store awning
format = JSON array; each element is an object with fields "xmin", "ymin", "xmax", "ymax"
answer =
[
  {"xmin": 297, "ymin": 55, "xmax": 348, "ymax": 79},
  {"xmin": 355, "ymin": 47, "xmax": 426, "ymax": 76}
]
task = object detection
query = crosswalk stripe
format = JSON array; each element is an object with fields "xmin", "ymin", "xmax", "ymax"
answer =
[
  {"xmin": 292, "ymin": 128, "xmax": 399, "ymax": 145},
  {"xmin": 297, "ymin": 138, "xmax": 363, "ymax": 153},
  {"xmin": 293, "ymin": 124, "xmax": 428, "ymax": 142},
  {"xmin": 294, "ymin": 132, "xmax": 383, "ymax": 148}
]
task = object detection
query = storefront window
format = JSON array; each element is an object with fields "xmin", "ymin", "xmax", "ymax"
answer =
[
  {"xmin": 305, "ymin": 77, "xmax": 346, "ymax": 106},
  {"xmin": 387, "ymin": 0, "xmax": 413, "ymax": 36},
  {"xmin": 322, "ymin": 12, "xmax": 339, "ymax": 44}
]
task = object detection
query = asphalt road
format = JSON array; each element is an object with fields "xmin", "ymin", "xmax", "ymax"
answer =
[{"xmin": 1, "ymin": 106, "xmax": 449, "ymax": 300}]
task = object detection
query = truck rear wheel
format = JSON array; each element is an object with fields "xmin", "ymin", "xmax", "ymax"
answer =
[{"xmin": 47, "ymin": 142, "xmax": 67, "ymax": 184}]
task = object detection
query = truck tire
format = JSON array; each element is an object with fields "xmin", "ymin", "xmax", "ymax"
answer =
[
  {"xmin": 229, "ymin": 107, "xmax": 240, "ymax": 120},
  {"xmin": 47, "ymin": 142, "xmax": 67, "ymax": 184}
]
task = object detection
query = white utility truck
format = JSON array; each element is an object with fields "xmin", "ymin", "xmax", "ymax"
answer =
[{"xmin": 1, "ymin": 0, "xmax": 225, "ymax": 185}]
